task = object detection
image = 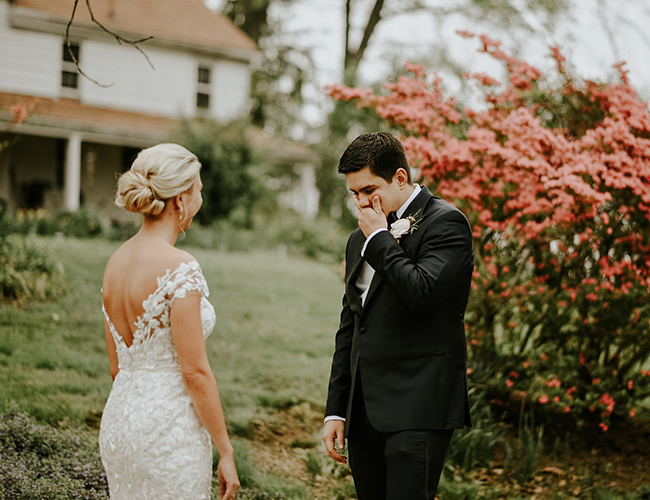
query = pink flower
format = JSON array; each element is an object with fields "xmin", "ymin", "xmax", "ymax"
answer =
[
  {"xmin": 599, "ymin": 423, "xmax": 609, "ymax": 432},
  {"xmin": 630, "ymin": 408, "xmax": 636, "ymax": 418},
  {"xmin": 592, "ymin": 378, "xmax": 601, "ymax": 385},
  {"xmin": 467, "ymin": 368, "xmax": 473, "ymax": 375},
  {"xmin": 553, "ymin": 396, "xmax": 560, "ymax": 403},
  {"xmin": 9, "ymin": 103, "xmax": 28, "ymax": 125},
  {"xmin": 546, "ymin": 376, "xmax": 561, "ymax": 388},
  {"xmin": 506, "ymin": 379, "xmax": 514, "ymax": 388},
  {"xmin": 539, "ymin": 395, "xmax": 549, "ymax": 404},
  {"xmin": 563, "ymin": 406, "xmax": 571, "ymax": 413},
  {"xmin": 540, "ymin": 353, "xmax": 547, "ymax": 361},
  {"xmin": 628, "ymin": 380, "xmax": 634, "ymax": 390}
]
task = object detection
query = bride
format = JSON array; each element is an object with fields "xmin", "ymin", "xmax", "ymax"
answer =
[{"xmin": 100, "ymin": 144, "xmax": 239, "ymax": 499}]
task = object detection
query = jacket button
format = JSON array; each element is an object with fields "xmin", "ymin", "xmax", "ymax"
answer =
[{"xmin": 359, "ymin": 327, "xmax": 367, "ymax": 334}]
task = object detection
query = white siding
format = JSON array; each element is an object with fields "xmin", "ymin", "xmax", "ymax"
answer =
[
  {"xmin": 0, "ymin": 3, "xmax": 252, "ymax": 121},
  {"xmin": 212, "ymin": 59, "xmax": 250, "ymax": 122},
  {"xmin": 82, "ymin": 41, "xmax": 195, "ymax": 118},
  {"xmin": 0, "ymin": 3, "xmax": 60, "ymax": 98}
]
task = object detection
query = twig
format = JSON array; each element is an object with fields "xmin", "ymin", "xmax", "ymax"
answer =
[{"xmin": 64, "ymin": 0, "xmax": 155, "ymax": 88}]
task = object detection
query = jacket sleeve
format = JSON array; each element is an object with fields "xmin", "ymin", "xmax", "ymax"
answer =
[
  {"xmin": 324, "ymin": 236, "xmax": 356, "ymax": 418},
  {"xmin": 363, "ymin": 208, "xmax": 474, "ymax": 314}
]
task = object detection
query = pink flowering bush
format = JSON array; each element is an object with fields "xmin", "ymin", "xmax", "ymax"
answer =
[{"xmin": 328, "ymin": 32, "xmax": 650, "ymax": 430}]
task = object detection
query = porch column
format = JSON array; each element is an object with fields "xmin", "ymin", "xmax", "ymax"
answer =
[
  {"xmin": 64, "ymin": 132, "xmax": 82, "ymax": 211},
  {"xmin": 298, "ymin": 163, "xmax": 319, "ymax": 220}
]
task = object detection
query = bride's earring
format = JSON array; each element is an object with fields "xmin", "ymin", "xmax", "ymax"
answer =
[{"xmin": 179, "ymin": 205, "xmax": 184, "ymax": 221}]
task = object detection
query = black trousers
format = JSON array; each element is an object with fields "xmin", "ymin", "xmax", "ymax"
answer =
[{"xmin": 347, "ymin": 376, "xmax": 454, "ymax": 500}]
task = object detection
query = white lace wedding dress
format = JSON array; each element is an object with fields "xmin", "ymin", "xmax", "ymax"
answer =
[{"xmin": 99, "ymin": 261, "xmax": 216, "ymax": 500}]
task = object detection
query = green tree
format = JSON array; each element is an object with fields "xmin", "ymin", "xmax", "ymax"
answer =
[{"xmin": 172, "ymin": 119, "xmax": 276, "ymax": 228}]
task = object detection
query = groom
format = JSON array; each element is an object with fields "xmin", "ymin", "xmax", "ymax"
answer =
[{"xmin": 322, "ymin": 132, "xmax": 474, "ymax": 499}]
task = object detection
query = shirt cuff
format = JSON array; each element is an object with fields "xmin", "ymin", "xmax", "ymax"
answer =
[
  {"xmin": 324, "ymin": 415, "xmax": 346, "ymax": 423},
  {"xmin": 361, "ymin": 228, "xmax": 388, "ymax": 256}
]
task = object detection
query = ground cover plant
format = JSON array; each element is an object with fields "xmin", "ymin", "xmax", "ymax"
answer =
[{"xmin": 0, "ymin": 405, "xmax": 108, "ymax": 500}]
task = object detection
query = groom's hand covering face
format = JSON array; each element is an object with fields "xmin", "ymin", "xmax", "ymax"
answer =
[
  {"xmin": 354, "ymin": 195, "xmax": 387, "ymax": 237},
  {"xmin": 346, "ymin": 166, "xmax": 409, "ymax": 238}
]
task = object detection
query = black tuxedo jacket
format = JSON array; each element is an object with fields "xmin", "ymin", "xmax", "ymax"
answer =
[{"xmin": 325, "ymin": 186, "xmax": 474, "ymax": 434}]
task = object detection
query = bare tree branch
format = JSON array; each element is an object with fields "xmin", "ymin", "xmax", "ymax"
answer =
[
  {"xmin": 344, "ymin": 0, "xmax": 351, "ymax": 74},
  {"xmin": 344, "ymin": 0, "xmax": 385, "ymax": 84},
  {"xmin": 597, "ymin": 0, "xmax": 620, "ymax": 61},
  {"xmin": 355, "ymin": 0, "xmax": 385, "ymax": 65},
  {"xmin": 64, "ymin": 0, "xmax": 155, "ymax": 88}
]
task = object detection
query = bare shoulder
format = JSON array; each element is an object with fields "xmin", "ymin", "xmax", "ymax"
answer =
[{"xmin": 102, "ymin": 239, "xmax": 198, "ymax": 295}]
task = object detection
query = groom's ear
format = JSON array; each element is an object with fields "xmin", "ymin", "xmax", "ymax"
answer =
[{"xmin": 394, "ymin": 168, "xmax": 409, "ymax": 188}]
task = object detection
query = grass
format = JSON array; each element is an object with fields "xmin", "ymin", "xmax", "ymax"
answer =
[
  {"xmin": 2, "ymin": 236, "xmax": 650, "ymax": 499},
  {"xmin": 0, "ymin": 236, "xmax": 345, "ymax": 498},
  {"xmin": 0, "ymin": 237, "xmax": 342, "ymax": 425}
]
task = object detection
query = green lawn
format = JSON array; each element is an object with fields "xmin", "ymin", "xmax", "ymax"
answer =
[
  {"xmin": 3, "ymin": 237, "xmax": 649, "ymax": 500},
  {"xmin": 0, "ymin": 237, "xmax": 343, "ymax": 430}
]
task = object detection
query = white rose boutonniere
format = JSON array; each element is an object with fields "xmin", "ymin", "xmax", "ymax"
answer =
[{"xmin": 389, "ymin": 209, "xmax": 423, "ymax": 241}]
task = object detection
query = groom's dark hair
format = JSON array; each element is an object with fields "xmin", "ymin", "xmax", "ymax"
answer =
[{"xmin": 338, "ymin": 132, "xmax": 412, "ymax": 184}]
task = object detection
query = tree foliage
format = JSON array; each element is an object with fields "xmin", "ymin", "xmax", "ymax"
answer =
[
  {"xmin": 328, "ymin": 32, "xmax": 650, "ymax": 430},
  {"xmin": 172, "ymin": 119, "xmax": 276, "ymax": 228}
]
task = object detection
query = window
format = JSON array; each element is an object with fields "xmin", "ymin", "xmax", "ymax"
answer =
[
  {"xmin": 61, "ymin": 42, "xmax": 80, "ymax": 96},
  {"xmin": 196, "ymin": 65, "xmax": 211, "ymax": 110}
]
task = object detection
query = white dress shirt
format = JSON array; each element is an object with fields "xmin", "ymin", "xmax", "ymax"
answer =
[
  {"xmin": 357, "ymin": 184, "xmax": 421, "ymax": 306},
  {"xmin": 324, "ymin": 184, "xmax": 421, "ymax": 424}
]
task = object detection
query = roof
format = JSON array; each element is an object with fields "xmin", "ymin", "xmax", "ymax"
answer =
[
  {"xmin": 0, "ymin": 91, "xmax": 174, "ymax": 146},
  {"xmin": 0, "ymin": 92, "xmax": 317, "ymax": 164},
  {"xmin": 11, "ymin": 0, "xmax": 257, "ymax": 56}
]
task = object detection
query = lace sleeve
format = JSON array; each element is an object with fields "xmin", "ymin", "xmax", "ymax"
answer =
[{"xmin": 162, "ymin": 261, "xmax": 210, "ymax": 303}]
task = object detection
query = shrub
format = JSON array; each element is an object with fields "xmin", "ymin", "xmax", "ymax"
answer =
[
  {"xmin": 172, "ymin": 118, "xmax": 279, "ymax": 228},
  {"xmin": 328, "ymin": 33, "xmax": 650, "ymax": 430},
  {"xmin": 6, "ymin": 207, "xmax": 106, "ymax": 238},
  {"xmin": 446, "ymin": 390, "xmax": 506, "ymax": 475},
  {"xmin": 0, "ymin": 235, "xmax": 66, "ymax": 305},
  {"xmin": 0, "ymin": 406, "xmax": 108, "ymax": 500}
]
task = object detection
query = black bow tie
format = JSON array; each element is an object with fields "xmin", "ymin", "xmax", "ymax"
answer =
[{"xmin": 387, "ymin": 212, "xmax": 398, "ymax": 225}]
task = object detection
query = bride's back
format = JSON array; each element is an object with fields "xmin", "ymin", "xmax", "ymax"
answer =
[{"xmin": 102, "ymin": 236, "xmax": 193, "ymax": 347}]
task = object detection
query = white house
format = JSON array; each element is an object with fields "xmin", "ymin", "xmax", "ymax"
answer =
[{"xmin": 0, "ymin": 0, "xmax": 319, "ymax": 220}]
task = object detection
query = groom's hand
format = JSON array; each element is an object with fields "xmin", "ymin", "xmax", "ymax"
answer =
[
  {"xmin": 355, "ymin": 195, "xmax": 387, "ymax": 238},
  {"xmin": 322, "ymin": 420, "xmax": 347, "ymax": 464}
]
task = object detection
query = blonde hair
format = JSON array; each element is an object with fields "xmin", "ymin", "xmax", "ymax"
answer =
[{"xmin": 116, "ymin": 143, "xmax": 201, "ymax": 217}]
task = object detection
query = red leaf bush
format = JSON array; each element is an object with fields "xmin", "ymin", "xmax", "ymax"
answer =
[{"xmin": 328, "ymin": 32, "xmax": 650, "ymax": 430}]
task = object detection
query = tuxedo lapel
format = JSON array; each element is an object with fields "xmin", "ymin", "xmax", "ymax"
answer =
[
  {"xmin": 404, "ymin": 185, "xmax": 433, "ymax": 220},
  {"xmin": 394, "ymin": 185, "xmax": 434, "ymax": 245},
  {"xmin": 361, "ymin": 186, "xmax": 434, "ymax": 311},
  {"xmin": 345, "ymin": 236, "xmax": 365, "ymax": 316},
  {"xmin": 362, "ymin": 271, "xmax": 382, "ymax": 312}
]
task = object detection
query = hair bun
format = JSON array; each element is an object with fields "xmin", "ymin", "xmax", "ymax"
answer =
[
  {"xmin": 116, "ymin": 171, "xmax": 165, "ymax": 216},
  {"xmin": 115, "ymin": 143, "xmax": 201, "ymax": 218}
]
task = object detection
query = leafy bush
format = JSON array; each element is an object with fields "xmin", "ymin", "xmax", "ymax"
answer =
[
  {"xmin": 0, "ymin": 406, "xmax": 108, "ymax": 500},
  {"xmin": 172, "ymin": 118, "xmax": 279, "ymax": 228},
  {"xmin": 446, "ymin": 390, "xmax": 506, "ymax": 475},
  {"xmin": 329, "ymin": 32, "xmax": 650, "ymax": 430},
  {"xmin": 4, "ymin": 207, "xmax": 106, "ymax": 238},
  {"xmin": 0, "ymin": 235, "xmax": 66, "ymax": 305}
]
